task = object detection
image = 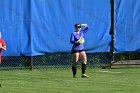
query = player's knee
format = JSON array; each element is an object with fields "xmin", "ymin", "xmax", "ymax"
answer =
[
  {"xmin": 83, "ymin": 58, "xmax": 87, "ymax": 63},
  {"xmin": 82, "ymin": 59, "xmax": 87, "ymax": 64}
]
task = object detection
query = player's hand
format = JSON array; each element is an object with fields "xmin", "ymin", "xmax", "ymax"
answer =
[
  {"xmin": 76, "ymin": 37, "xmax": 85, "ymax": 44},
  {"xmin": 81, "ymin": 24, "xmax": 87, "ymax": 27}
]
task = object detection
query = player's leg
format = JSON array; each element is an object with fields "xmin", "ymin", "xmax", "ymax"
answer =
[
  {"xmin": 72, "ymin": 52, "xmax": 79, "ymax": 78},
  {"xmin": 79, "ymin": 51, "xmax": 89, "ymax": 78}
]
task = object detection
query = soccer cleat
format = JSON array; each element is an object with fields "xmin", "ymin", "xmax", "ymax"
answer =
[
  {"xmin": 81, "ymin": 74, "xmax": 89, "ymax": 78},
  {"xmin": 73, "ymin": 75, "xmax": 78, "ymax": 78}
]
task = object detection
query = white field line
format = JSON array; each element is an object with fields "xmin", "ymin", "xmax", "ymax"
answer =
[{"xmin": 98, "ymin": 71, "xmax": 122, "ymax": 73}]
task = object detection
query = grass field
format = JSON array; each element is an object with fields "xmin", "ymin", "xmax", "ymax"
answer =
[{"xmin": 0, "ymin": 68, "xmax": 140, "ymax": 93}]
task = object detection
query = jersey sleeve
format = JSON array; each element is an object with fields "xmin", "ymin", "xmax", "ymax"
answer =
[
  {"xmin": 70, "ymin": 33, "xmax": 80, "ymax": 45},
  {"xmin": 81, "ymin": 26, "xmax": 89, "ymax": 34},
  {"xmin": 70, "ymin": 33, "xmax": 75, "ymax": 44},
  {"xmin": 2, "ymin": 40, "xmax": 6, "ymax": 47}
]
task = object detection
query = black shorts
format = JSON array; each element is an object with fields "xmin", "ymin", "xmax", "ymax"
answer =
[{"xmin": 71, "ymin": 49, "xmax": 85, "ymax": 54}]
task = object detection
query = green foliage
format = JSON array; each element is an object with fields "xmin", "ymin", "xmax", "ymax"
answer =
[{"xmin": 115, "ymin": 52, "xmax": 140, "ymax": 61}]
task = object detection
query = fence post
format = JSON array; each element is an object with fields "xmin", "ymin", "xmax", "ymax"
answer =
[
  {"xmin": 110, "ymin": 0, "xmax": 115, "ymax": 66},
  {"xmin": 30, "ymin": 56, "xmax": 33, "ymax": 70}
]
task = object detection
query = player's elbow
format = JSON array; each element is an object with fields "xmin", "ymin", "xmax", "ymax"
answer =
[
  {"xmin": 70, "ymin": 41, "xmax": 75, "ymax": 44},
  {"xmin": 86, "ymin": 26, "xmax": 89, "ymax": 30}
]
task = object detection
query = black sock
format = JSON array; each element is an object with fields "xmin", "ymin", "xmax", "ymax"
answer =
[
  {"xmin": 82, "ymin": 64, "xmax": 86, "ymax": 74},
  {"xmin": 72, "ymin": 66, "xmax": 77, "ymax": 76}
]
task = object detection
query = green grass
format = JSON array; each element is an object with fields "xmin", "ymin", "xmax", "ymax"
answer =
[{"xmin": 0, "ymin": 68, "xmax": 140, "ymax": 93}]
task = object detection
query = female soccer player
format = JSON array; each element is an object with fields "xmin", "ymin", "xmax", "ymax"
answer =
[
  {"xmin": 70, "ymin": 24, "xmax": 89, "ymax": 78},
  {"xmin": 0, "ymin": 32, "xmax": 6, "ymax": 64}
]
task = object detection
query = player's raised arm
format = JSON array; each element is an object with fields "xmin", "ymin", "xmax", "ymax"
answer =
[{"xmin": 81, "ymin": 24, "xmax": 89, "ymax": 33}]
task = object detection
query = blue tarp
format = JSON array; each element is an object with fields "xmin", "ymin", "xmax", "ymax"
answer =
[
  {"xmin": 0, "ymin": 0, "xmax": 139, "ymax": 56},
  {"xmin": 0, "ymin": 0, "xmax": 111, "ymax": 56},
  {"xmin": 115, "ymin": 0, "xmax": 140, "ymax": 52}
]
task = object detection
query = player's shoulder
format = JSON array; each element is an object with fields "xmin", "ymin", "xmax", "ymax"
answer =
[
  {"xmin": 0, "ymin": 39, "xmax": 5, "ymax": 42},
  {"xmin": 72, "ymin": 31, "xmax": 77, "ymax": 35},
  {"xmin": 0, "ymin": 39, "xmax": 3, "ymax": 41}
]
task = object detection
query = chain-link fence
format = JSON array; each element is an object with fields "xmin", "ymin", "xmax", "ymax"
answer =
[
  {"xmin": 0, "ymin": 52, "xmax": 111, "ymax": 70},
  {"xmin": 1, "ymin": 52, "xmax": 140, "ymax": 70}
]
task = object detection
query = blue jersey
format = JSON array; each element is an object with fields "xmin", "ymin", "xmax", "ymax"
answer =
[{"xmin": 70, "ymin": 26, "xmax": 89, "ymax": 50}]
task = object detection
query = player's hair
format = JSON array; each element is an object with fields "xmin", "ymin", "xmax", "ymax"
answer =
[{"xmin": 74, "ymin": 24, "xmax": 81, "ymax": 28}]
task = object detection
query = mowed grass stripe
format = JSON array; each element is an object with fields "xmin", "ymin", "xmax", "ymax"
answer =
[{"xmin": 0, "ymin": 68, "xmax": 140, "ymax": 93}]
